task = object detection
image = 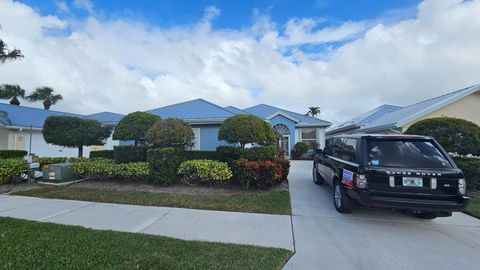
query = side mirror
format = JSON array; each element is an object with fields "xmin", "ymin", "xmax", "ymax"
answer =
[{"xmin": 315, "ymin": 148, "xmax": 323, "ymax": 155}]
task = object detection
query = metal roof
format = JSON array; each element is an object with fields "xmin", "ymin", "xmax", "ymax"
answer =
[
  {"xmin": 327, "ymin": 104, "xmax": 402, "ymax": 134},
  {"xmin": 223, "ymin": 106, "xmax": 249, "ymax": 115},
  {"xmin": 86, "ymin": 111, "xmax": 125, "ymax": 125},
  {"xmin": 358, "ymin": 84, "xmax": 480, "ymax": 132},
  {"xmin": 243, "ymin": 104, "xmax": 331, "ymax": 127},
  {"xmin": 146, "ymin": 99, "xmax": 235, "ymax": 121}
]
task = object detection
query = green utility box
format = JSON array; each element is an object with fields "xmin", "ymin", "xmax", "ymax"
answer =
[{"xmin": 43, "ymin": 163, "xmax": 75, "ymax": 183}]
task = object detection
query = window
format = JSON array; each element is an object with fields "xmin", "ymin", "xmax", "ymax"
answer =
[
  {"xmin": 324, "ymin": 139, "xmax": 334, "ymax": 155},
  {"xmin": 337, "ymin": 139, "xmax": 357, "ymax": 163},
  {"xmin": 301, "ymin": 128, "xmax": 317, "ymax": 149},
  {"xmin": 332, "ymin": 138, "xmax": 345, "ymax": 158},
  {"xmin": 367, "ymin": 139, "xmax": 452, "ymax": 168}
]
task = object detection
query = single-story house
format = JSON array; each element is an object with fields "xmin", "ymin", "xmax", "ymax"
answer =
[
  {"xmin": 0, "ymin": 99, "xmax": 331, "ymax": 159},
  {"xmin": 327, "ymin": 84, "xmax": 480, "ymax": 136}
]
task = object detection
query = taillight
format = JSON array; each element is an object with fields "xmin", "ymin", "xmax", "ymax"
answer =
[
  {"xmin": 458, "ymin": 178, "xmax": 466, "ymax": 195},
  {"xmin": 356, "ymin": 174, "xmax": 367, "ymax": 189}
]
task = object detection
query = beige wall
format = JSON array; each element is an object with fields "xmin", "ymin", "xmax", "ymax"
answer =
[{"xmin": 402, "ymin": 92, "xmax": 480, "ymax": 132}]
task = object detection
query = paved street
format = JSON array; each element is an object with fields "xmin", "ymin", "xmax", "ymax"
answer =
[
  {"xmin": 284, "ymin": 161, "xmax": 480, "ymax": 270},
  {"xmin": 0, "ymin": 194, "xmax": 293, "ymax": 250}
]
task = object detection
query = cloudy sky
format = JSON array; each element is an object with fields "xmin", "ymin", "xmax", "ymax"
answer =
[{"xmin": 0, "ymin": 0, "xmax": 479, "ymax": 123}]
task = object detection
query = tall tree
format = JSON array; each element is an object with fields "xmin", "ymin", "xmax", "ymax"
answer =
[
  {"xmin": 113, "ymin": 112, "xmax": 161, "ymax": 146},
  {"xmin": 27, "ymin": 87, "xmax": 63, "ymax": 110},
  {"xmin": 306, "ymin": 106, "xmax": 321, "ymax": 118},
  {"xmin": 0, "ymin": 84, "xmax": 25, "ymax": 105},
  {"xmin": 0, "ymin": 39, "xmax": 23, "ymax": 64},
  {"xmin": 42, "ymin": 116, "xmax": 112, "ymax": 157}
]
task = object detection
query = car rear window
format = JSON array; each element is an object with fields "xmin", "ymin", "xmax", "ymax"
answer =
[{"xmin": 366, "ymin": 139, "xmax": 452, "ymax": 168}]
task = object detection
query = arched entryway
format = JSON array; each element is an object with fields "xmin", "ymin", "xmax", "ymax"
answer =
[{"xmin": 273, "ymin": 124, "xmax": 290, "ymax": 159}]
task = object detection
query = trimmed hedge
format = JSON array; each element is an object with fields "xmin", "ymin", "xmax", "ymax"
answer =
[
  {"xmin": 147, "ymin": 147, "xmax": 183, "ymax": 185},
  {"xmin": 232, "ymin": 158, "xmax": 289, "ymax": 189},
  {"xmin": 0, "ymin": 158, "xmax": 28, "ymax": 184},
  {"xmin": 453, "ymin": 157, "xmax": 480, "ymax": 190},
  {"xmin": 38, "ymin": 157, "xmax": 69, "ymax": 167},
  {"xmin": 0, "ymin": 150, "xmax": 27, "ymax": 159},
  {"xmin": 178, "ymin": 159, "xmax": 232, "ymax": 185},
  {"xmin": 184, "ymin": 150, "xmax": 218, "ymax": 161},
  {"xmin": 113, "ymin": 145, "xmax": 148, "ymax": 163},
  {"xmin": 216, "ymin": 146, "xmax": 276, "ymax": 165},
  {"xmin": 90, "ymin": 150, "xmax": 114, "ymax": 160},
  {"xmin": 71, "ymin": 159, "xmax": 150, "ymax": 179}
]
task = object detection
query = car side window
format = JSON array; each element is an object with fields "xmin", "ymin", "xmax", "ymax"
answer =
[
  {"xmin": 332, "ymin": 138, "xmax": 345, "ymax": 159},
  {"xmin": 341, "ymin": 139, "xmax": 357, "ymax": 163},
  {"xmin": 324, "ymin": 139, "xmax": 334, "ymax": 155}
]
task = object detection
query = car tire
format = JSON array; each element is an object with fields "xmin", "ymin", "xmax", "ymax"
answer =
[
  {"xmin": 333, "ymin": 180, "xmax": 354, "ymax": 213},
  {"xmin": 414, "ymin": 211, "xmax": 438, "ymax": 219},
  {"xmin": 312, "ymin": 165, "xmax": 325, "ymax": 185}
]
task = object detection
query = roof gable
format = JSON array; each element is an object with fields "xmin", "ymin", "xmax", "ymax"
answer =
[
  {"xmin": 358, "ymin": 84, "xmax": 480, "ymax": 132},
  {"xmin": 244, "ymin": 104, "xmax": 331, "ymax": 126},
  {"xmin": 146, "ymin": 99, "xmax": 235, "ymax": 120}
]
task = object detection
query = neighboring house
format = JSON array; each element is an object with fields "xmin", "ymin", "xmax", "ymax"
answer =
[
  {"xmin": 0, "ymin": 103, "xmax": 122, "ymax": 157},
  {"xmin": 0, "ymin": 99, "xmax": 331, "ymax": 159},
  {"xmin": 327, "ymin": 84, "xmax": 480, "ymax": 135}
]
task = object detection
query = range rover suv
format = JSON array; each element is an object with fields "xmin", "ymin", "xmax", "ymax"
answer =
[{"xmin": 313, "ymin": 134, "xmax": 469, "ymax": 219}]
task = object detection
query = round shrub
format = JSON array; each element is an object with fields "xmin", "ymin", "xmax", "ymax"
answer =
[
  {"xmin": 178, "ymin": 159, "xmax": 232, "ymax": 185},
  {"xmin": 71, "ymin": 159, "xmax": 150, "ymax": 179},
  {"xmin": 113, "ymin": 112, "xmax": 161, "ymax": 145},
  {"xmin": 405, "ymin": 117, "xmax": 480, "ymax": 155},
  {"xmin": 146, "ymin": 118, "xmax": 195, "ymax": 150},
  {"xmin": 0, "ymin": 158, "xmax": 28, "ymax": 184},
  {"xmin": 218, "ymin": 115, "xmax": 275, "ymax": 148},
  {"xmin": 292, "ymin": 142, "xmax": 309, "ymax": 158}
]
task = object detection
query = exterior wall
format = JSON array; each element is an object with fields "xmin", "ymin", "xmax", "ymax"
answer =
[
  {"xmin": 295, "ymin": 127, "xmax": 327, "ymax": 149},
  {"xmin": 269, "ymin": 115, "xmax": 296, "ymax": 156},
  {"xmin": 193, "ymin": 124, "xmax": 228, "ymax": 151},
  {"xmin": 0, "ymin": 128, "xmax": 9, "ymax": 149},
  {"xmin": 401, "ymin": 92, "xmax": 480, "ymax": 132}
]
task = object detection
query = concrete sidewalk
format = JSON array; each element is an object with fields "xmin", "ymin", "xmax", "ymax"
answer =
[{"xmin": 0, "ymin": 195, "xmax": 294, "ymax": 250}]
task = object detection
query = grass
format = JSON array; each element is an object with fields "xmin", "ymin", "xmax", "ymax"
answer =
[
  {"xmin": 465, "ymin": 193, "xmax": 480, "ymax": 219},
  {"xmin": 12, "ymin": 187, "xmax": 292, "ymax": 215},
  {"xmin": 0, "ymin": 217, "xmax": 291, "ymax": 270}
]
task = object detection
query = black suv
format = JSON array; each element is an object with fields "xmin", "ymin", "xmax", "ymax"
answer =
[{"xmin": 313, "ymin": 134, "xmax": 469, "ymax": 219}]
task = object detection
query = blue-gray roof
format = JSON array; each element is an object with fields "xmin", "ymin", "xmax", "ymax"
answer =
[
  {"xmin": 358, "ymin": 84, "xmax": 480, "ymax": 132},
  {"xmin": 327, "ymin": 104, "xmax": 402, "ymax": 134},
  {"xmin": 86, "ymin": 112, "xmax": 124, "ymax": 125},
  {"xmin": 244, "ymin": 104, "xmax": 331, "ymax": 127},
  {"xmin": 0, "ymin": 103, "xmax": 83, "ymax": 128},
  {"xmin": 147, "ymin": 99, "xmax": 235, "ymax": 121},
  {"xmin": 223, "ymin": 106, "xmax": 249, "ymax": 115}
]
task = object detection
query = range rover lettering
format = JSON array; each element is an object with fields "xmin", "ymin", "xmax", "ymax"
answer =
[{"xmin": 313, "ymin": 134, "xmax": 469, "ymax": 219}]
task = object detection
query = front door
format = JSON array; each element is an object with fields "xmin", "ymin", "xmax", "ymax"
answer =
[{"xmin": 278, "ymin": 135, "xmax": 290, "ymax": 159}]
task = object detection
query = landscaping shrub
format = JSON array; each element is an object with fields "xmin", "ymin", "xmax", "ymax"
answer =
[
  {"xmin": 112, "ymin": 111, "xmax": 161, "ymax": 145},
  {"xmin": 146, "ymin": 118, "xmax": 195, "ymax": 150},
  {"xmin": 292, "ymin": 142, "xmax": 308, "ymax": 159},
  {"xmin": 184, "ymin": 150, "xmax": 218, "ymax": 161},
  {"xmin": 405, "ymin": 117, "xmax": 480, "ymax": 155},
  {"xmin": 453, "ymin": 157, "xmax": 480, "ymax": 190},
  {"xmin": 178, "ymin": 159, "xmax": 232, "ymax": 185},
  {"xmin": 113, "ymin": 145, "xmax": 148, "ymax": 163},
  {"xmin": 71, "ymin": 159, "xmax": 150, "ymax": 180},
  {"xmin": 232, "ymin": 159, "xmax": 283, "ymax": 189},
  {"xmin": 0, "ymin": 158, "xmax": 28, "ymax": 184},
  {"xmin": 218, "ymin": 115, "xmax": 276, "ymax": 148},
  {"xmin": 0, "ymin": 150, "xmax": 27, "ymax": 159},
  {"xmin": 216, "ymin": 146, "xmax": 276, "ymax": 164},
  {"xmin": 90, "ymin": 150, "xmax": 114, "ymax": 159},
  {"xmin": 276, "ymin": 158, "xmax": 290, "ymax": 181},
  {"xmin": 147, "ymin": 147, "xmax": 183, "ymax": 185}
]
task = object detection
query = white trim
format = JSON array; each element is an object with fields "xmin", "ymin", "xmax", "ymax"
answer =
[
  {"xmin": 266, "ymin": 111, "xmax": 299, "ymax": 123},
  {"xmin": 192, "ymin": 128, "xmax": 201, "ymax": 150},
  {"xmin": 327, "ymin": 155, "xmax": 359, "ymax": 167}
]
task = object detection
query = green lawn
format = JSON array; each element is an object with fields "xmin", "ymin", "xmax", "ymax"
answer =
[
  {"xmin": 0, "ymin": 217, "xmax": 291, "ymax": 270},
  {"xmin": 465, "ymin": 195, "xmax": 480, "ymax": 219},
  {"xmin": 12, "ymin": 187, "xmax": 291, "ymax": 215}
]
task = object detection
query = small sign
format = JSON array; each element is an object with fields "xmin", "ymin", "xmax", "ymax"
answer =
[
  {"xmin": 342, "ymin": 169, "xmax": 353, "ymax": 185},
  {"xmin": 29, "ymin": 162, "xmax": 40, "ymax": 169}
]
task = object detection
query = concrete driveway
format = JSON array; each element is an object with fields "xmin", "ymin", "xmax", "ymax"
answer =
[{"xmin": 284, "ymin": 161, "xmax": 480, "ymax": 270}]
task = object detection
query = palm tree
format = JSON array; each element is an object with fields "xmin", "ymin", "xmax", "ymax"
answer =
[
  {"xmin": 0, "ymin": 39, "xmax": 23, "ymax": 64},
  {"xmin": 27, "ymin": 87, "xmax": 63, "ymax": 110},
  {"xmin": 306, "ymin": 106, "xmax": 321, "ymax": 118},
  {"xmin": 0, "ymin": 84, "xmax": 26, "ymax": 105}
]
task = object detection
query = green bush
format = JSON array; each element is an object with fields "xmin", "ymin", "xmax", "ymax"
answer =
[
  {"xmin": 292, "ymin": 142, "xmax": 308, "ymax": 159},
  {"xmin": 71, "ymin": 159, "xmax": 150, "ymax": 180},
  {"xmin": 147, "ymin": 147, "xmax": 183, "ymax": 185},
  {"xmin": 216, "ymin": 146, "xmax": 276, "ymax": 165},
  {"xmin": 231, "ymin": 159, "xmax": 284, "ymax": 189},
  {"xmin": 90, "ymin": 150, "xmax": 114, "ymax": 159},
  {"xmin": 0, "ymin": 150, "xmax": 27, "ymax": 159},
  {"xmin": 113, "ymin": 145, "xmax": 148, "ymax": 163},
  {"xmin": 184, "ymin": 150, "xmax": 218, "ymax": 160},
  {"xmin": 37, "ymin": 157, "xmax": 69, "ymax": 169},
  {"xmin": 218, "ymin": 115, "xmax": 276, "ymax": 148},
  {"xmin": 453, "ymin": 157, "xmax": 480, "ymax": 190},
  {"xmin": 0, "ymin": 158, "xmax": 28, "ymax": 184},
  {"xmin": 405, "ymin": 117, "xmax": 480, "ymax": 155},
  {"xmin": 113, "ymin": 112, "xmax": 161, "ymax": 145},
  {"xmin": 178, "ymin": 159, "xmax": 232, "ymax": 185},
  {"xmin": 146, "ymin": 118, "xmax": 195, "ymax": 150},
  {"xmin": 276, "ymin": 158, "xmax": 290, "ymax": 182}
]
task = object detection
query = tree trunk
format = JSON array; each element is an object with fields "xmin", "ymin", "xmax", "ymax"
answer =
[
  {"xmin": 43, "ymin": 99, "xmax": 51, "ymax": 110},
  {"xmin": 78, "ymin": 146, "xmax": 83, "ymax": 157},
  {"xmin": 10, "ymin": 97, "xmax": 20, "ymax": 105}
]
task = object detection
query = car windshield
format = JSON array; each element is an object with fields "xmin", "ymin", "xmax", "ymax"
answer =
[{"xmin": 367, "ymin": 139, "xmax": 452, "ymax": 168}]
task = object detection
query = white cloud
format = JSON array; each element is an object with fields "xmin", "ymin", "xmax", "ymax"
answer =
[
  {"xmin": 73, "ymin": 0, "xmax": 92, "ymax": 13},
  {"xmin": 0, "ymin": 0, "xmax": 479, "ymax": 123},
  {"xmin": 56, "ymin": 1, "xmax": 69, "ymax": 13}
]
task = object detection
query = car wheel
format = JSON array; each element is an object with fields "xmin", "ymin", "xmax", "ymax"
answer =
[
  {"xmin": 414, "ymin": 211, "xmax": 438, "ymax": 219},
  {"xmin": 312, "ymin": 165, "xmax": 325, "ymax": 185},
  {"xmin": 333, "ymin": 180, "xmax": 353, "ymax": 213}
]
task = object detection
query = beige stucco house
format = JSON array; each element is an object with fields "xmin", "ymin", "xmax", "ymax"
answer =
[{"xmin": 327, "ymin": 84, "xmax": 480, "ymax": 136}]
